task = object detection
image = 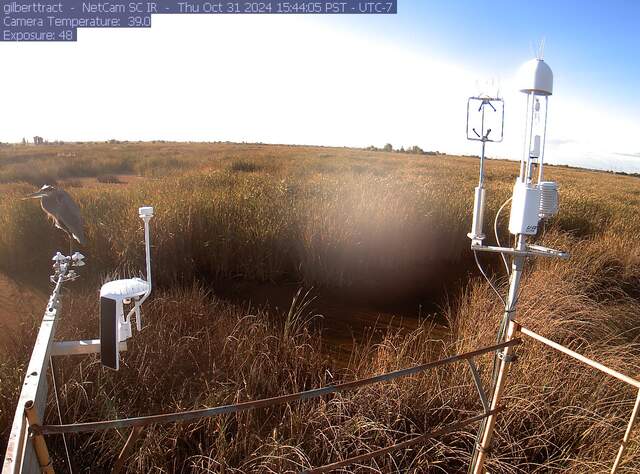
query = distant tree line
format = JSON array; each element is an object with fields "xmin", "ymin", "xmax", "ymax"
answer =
[
  {"xmin": 365, "ymin": 144, "xmax": 443, "ymax": 156},
  {"xmin": 20, "ymin": 136, "xmax": 66, "ymax": 145}
]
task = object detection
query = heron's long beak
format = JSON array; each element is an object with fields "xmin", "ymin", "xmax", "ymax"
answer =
[{"xmin": 22, "ymin": 191, "xmax": 46, "ymax": 200}]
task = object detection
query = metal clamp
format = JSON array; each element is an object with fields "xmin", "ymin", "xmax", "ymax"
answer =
[
  {"xmin": 497, "ymin": 351, "xmax": 518, "ymax": 363},
  {"xmin": 28, "ymin": 424, "xmax": 43, "ymax": 436},
  {"xmin": 475, "ymin": 442, "xmax": 492, "ymax": 454}
]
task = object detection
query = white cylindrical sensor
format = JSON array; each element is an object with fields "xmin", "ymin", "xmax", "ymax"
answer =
[
  {"xmin": 530, "ymin": 135, "xmax": 541, "ymax": 159},
  {"xmin": 468, "ymin": 186, "xmax": 486, "ymax": 241}
]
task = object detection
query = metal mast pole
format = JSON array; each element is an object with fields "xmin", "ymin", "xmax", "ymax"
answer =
[
  {"xmin": 468, "ymin": 58, "xmax": 561, "ymax": 473},
  {"xmin": 471, "ymin": 91, "xmax": 536, "ymax": 472},
  {"xmin": 470, "ymin": 236, "xmax": 525, "ymax": 473}
]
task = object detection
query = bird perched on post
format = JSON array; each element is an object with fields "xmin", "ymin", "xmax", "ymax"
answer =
[{"xmin": 24, "ymin": 185, "xmax": 86, "ymax": 254}]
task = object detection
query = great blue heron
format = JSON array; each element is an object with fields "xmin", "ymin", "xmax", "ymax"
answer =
[{"xmin": 24, "ymin": 185, "xmax": 86, "ymax": 253}]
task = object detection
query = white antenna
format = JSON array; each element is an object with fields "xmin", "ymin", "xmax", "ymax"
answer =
[{"xmin": 537, "ymin": 37, "xmax": 546, "ymax": 60}]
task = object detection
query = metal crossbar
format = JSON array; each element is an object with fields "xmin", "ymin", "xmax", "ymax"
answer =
[
  {"xmin": 515, "ymin": 323, "xmax": 640, "ymax": 389},
  {"xmin": 37, "ymin": 339, "xmax": 520, "ymax": 435},
  {"xmin": 511, "ymin": 321, "xmax": 640, "ymax": 474}
]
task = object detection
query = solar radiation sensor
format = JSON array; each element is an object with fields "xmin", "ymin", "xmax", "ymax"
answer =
[{"xmin": 100, "ymin": 206, "xmax": 154, "ymax": 370}]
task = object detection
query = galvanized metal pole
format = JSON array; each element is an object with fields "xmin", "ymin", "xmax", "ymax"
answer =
[
  {"xmin": 471, "ymin": 319, "xmax": 519, "ymax": 474},
  {"xmin": 611, "ymin": 388, "xmax": 640, "ymax": 473},
  {"xmin": 470, "ymin": 238, "xmax": 525, "ymax": 474}
]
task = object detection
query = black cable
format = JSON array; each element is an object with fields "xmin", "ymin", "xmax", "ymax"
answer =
[
  {"xmin": 473, "ymin": 250, "xmax": 506, "ymax": 307},
  {"xmin": 494, "ymin": 197, "xmax": 512, "ymax": 276}
]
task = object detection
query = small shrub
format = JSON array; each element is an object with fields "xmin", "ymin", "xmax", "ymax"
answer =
[
  {"xmin": 96, "ymin": 174, "xmax": 122, "ymax": 184},
  {"xmin": 229, "ymin": 160, "xmax": 260, "ymax": 172}
]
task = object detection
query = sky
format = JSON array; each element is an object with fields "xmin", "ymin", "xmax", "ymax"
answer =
[{"xmin": 2, "ymin": 0, "xmax": 639, "ymax": 172}]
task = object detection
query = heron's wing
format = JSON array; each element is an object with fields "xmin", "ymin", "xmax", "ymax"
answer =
[{"xmin": 56, "ymin": 189, "xmax": 86, "ymax": 244}]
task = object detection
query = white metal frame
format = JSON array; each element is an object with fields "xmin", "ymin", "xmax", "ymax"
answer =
[
  {"xmin": 3, "ymin": 268, "xmax": 66, "ymax": 474},
  {"xmin": 516, "ymin": 323, "xmax": 640, "ymax": 473}
]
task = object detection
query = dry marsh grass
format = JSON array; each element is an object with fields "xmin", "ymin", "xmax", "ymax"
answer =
[
  {"xmin": 2, "ymin": 142, "xmax": 640, "ymax": 472},
  {"xmin": 0, "ymin": 144, "xmax": 479, "ymax": 297}
]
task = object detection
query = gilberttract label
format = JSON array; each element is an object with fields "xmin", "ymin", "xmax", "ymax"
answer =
[{"xmin": 2, "ymin": 1, "xmax": 398, "ymax": 42}]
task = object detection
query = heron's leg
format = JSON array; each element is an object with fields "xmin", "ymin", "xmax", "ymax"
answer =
[{"xmin": 68, "ymin": 235, "xmax": 74, "ymax": 257}]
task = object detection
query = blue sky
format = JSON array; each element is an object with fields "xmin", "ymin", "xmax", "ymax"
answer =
[
  {"xmin": 351, "ymin": 0, "xmax": 640, "ymax": 116},
  {"xmin": 2, "ymin": 2, "xmax": 639, "ymax": 171}
]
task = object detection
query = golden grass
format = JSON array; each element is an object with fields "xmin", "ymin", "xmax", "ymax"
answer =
[{"xmin": 2, "ymin": 142, "xmax": 640, "ymax": 472}]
